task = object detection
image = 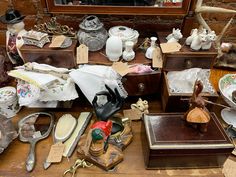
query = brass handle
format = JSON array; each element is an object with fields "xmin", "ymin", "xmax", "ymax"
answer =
[
  {"xmin": 138, "ymin": 83, "xmax": 145, "ymax": 92},
  {"xmin": 184, "ymin": 59, "xmax": 193, "ymax": 69}
]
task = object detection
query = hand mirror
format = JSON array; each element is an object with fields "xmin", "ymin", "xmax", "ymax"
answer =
[{"xmin": 18, "ymin": 112, "xmax": 54, "ymax": 172}]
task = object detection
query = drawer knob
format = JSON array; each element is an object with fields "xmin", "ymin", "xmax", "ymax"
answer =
[
  {"xmin": 138, "ymin": 83, "xmax": 145, "ymax": 92},
  {"xmin": 184, "ymin": 59, "xmax": 193, "ymax": 68},
  {"xmin": 44, "ymin": 57, "xmax": 53, "ymax": 65}
]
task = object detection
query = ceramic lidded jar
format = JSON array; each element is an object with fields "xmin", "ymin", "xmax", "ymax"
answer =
[
  {"xmin": 77, "ymin": 15, "xmax": 108, "ymax": 51},
  {"xmin": 0, "ymin": 86, "xmax": 20, "ymax": 118},
  {"xmin": 108, "ymin": 26, "xmax": 139, "ymax": 48}
]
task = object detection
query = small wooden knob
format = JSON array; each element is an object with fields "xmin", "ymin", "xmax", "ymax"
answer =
[
  {"xmin": 138, "ymin": 83, "xmax": 145, "ymax": 92},
  {"xmin": 184, "ymin": 59, "xmax": 193, "ymax": 69}
]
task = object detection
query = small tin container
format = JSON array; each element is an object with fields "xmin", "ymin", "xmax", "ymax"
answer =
[{"xmin": 0, "ymin": 86, "xmax": 21, "ymax": 118}]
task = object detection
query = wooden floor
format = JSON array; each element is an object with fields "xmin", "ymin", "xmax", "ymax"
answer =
[{"xmin": 0, "ymin": 95, "xmax": 235, "ymax": 177}]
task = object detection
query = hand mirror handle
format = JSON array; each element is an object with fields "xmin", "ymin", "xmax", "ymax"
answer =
[{"xmin": 18, "ymin": 112, "xmax": 54, "ymax": 172}]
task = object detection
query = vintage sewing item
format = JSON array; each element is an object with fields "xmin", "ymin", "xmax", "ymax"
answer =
[
  {"xmin": 18, "ymin": 112, "xmax": 54, "ymax": 172},
  {"xmin": 63, "ymin": 159, "xmax": 92, "ymax": 177},
  {"xmin": 0, "ymin": 114, "xmax": 18, "ymax": 154},
  {"xmin": 184, "ymin": 80, "xmax": 211, "ymax": 133}
]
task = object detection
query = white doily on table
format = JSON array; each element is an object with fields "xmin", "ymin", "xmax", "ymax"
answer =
[{"xmin": 167, "ymin": 68, "xmax": 216, "ymax": 94}]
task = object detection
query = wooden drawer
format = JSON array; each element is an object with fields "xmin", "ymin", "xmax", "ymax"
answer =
[
  {"xmin": 19, "ymin": 40, "xmax": 77, "ymax": 69},
  {"xmin": 142, "ymin": 113, "xmax": 234, "ymax": 169},
  {"xmin": 163, "ymin": 55, "xmax": 215, "ymax": 71},
  {"xmin": 161, "ymin": 72, "xmax": 218, "ymax": 112},
  {"xmin": 122, "ymin": 71, "xmax": 161, "ymax": 96},
  {"xmin": 157, "ymin": 32, "xmax": 217, "ymax": 71}
]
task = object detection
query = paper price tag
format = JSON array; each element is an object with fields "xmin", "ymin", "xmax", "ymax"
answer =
[
  {"xmin": 49, "ymin": 35, "xmax": 66, "ymax": 48},
  {"xmin": 46, "ymin": 142, "xmax": 65, "ymax": 163},
  {"xmin": 152, "ymin": 47, "xmax": 163, "ymax": 68},
  {"xmin": 123, "ymin": 109, "xmax": 142, "ymax": 121},
  {"xmin": 77, "ymin": 44, "xmax": 89, "ymax": 64},
  {"xmin": 160, "ymin": 42, "xmax": 182, "ymax": 53},
  {"xmin": 112, "ymin": 62, "xmax": 129, "ymax": 76}
]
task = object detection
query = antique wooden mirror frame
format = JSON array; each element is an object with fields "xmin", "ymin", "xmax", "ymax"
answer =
[{"xmin": 46, "ymin": 0, "xmax": 192, "ymax": 15}]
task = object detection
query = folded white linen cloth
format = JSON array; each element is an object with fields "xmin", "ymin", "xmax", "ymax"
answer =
[{"xmin": 69, "ymin": 64, "xmax": 128, "ymax": 104}]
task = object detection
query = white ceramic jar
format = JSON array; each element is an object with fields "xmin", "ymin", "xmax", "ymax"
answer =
[
  {"xmin": 105, "ymin": 36, "xmax": 123, "ymax": 62},
  {"xmin": 122, "ymin": 41, "xmax": 135, "ymax": 61},
  {"xmin": 108, "ymin": 26, "xmax": 139, "ymax": 48},
  {"xmin": 0, "ymin": 86, "xmax": 21, "ymax": 118}
]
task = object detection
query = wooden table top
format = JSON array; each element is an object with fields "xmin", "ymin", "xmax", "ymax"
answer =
[{"xmin": 0, "ymin": 96, "xmax": 235, "ymax": 177}]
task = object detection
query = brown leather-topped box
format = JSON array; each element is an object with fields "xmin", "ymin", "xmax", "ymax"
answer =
[{"xmin": 142, "ymin": 113, "xmax": 234, "ymax": 169}]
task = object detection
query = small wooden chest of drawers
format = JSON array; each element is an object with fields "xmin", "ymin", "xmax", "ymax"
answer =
[
  {"xmin": 158, "ymin": 32, "xmax": 218, "ymax": 112},
  {"xmin": 19, "ymin": 40, "xmax": 77, "ymax": 69},
  {"xmin": 88, "ymin": 50, "xmax": 161, "ymax": 96}
]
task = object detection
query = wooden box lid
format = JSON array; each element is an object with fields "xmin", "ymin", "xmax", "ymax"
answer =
[{"xmin": 143, "ymin": 113, "xmax": 234, "ymax": 151}]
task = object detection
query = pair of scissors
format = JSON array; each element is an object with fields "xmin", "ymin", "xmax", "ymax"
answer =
[{"xmin": 63, "ymin": 159, "xmax": 92, "ymax": 177}]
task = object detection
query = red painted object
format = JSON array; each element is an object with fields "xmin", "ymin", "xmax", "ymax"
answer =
[{"xmin": 91, "ymin": 120, "xmax": 113, "ymax": 139}]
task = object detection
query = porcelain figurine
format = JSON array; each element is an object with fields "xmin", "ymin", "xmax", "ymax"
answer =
[
  {"xmin": 184, "ymin": 80, "xmax": 211, "ymax": 133},
  {"xmin": 185, "ymin": 28, "xmax": 198, "ymax": 45},
  {"xmin": 0, "ymin": 9, "xmax": 27, "ymax": 66},
  {"xmin": 131, "ymin": 98, "xmax": 149, "ymax": 114},
  {"xmin": 105, "ymin": 36, "xmax": 123, "ymax": 62},
  {"xmin": 190, "ymin": 32, "xmax": 207, "ymax": 51},
  {"xmin": 145, "ymin": 37, "xmax": 157, "ymax": 59},
  {"xmin": 201, "ymin": 31, "xmax": 216, "ymax": 50},
  {"xmin": 77, "ymin": 15, "xmax": 108, "ymax": 51},
  {"xmin": 122, "ymin": 41, "xmax": 135, "ymax": 61},
  {"xmin": 166, "ymin": 28, "xmax": 183, "ymax": 43}
]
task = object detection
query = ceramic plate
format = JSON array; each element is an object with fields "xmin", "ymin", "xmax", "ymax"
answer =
[
  {"xmin": 219, "ymin": 74, "xmax": 236, "ymax": 109},
  {"xmin": 221, "ymin": 108, "xmax": 236, "ymax": 128},
  {"xmin": 60, "ymin": 37, "xmax": 72, "ymax": 48}
]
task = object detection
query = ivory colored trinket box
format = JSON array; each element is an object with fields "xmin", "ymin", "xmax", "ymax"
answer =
[{"xmin": 142, "ymin": 113, "xmax": 234, "ymax": 169}]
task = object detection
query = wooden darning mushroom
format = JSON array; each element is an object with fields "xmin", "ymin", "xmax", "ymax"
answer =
[{"xmin": 184, "ymin": 80, "xmax": 211, "ymax": 133}]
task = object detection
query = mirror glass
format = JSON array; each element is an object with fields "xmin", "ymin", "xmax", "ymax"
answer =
[
  {"xmin": 46, "ymin": 0, "xmax": 190, "ymax": 15},
  {"xmin": 54, "ymin": 0, "xmax": 183, "ymax": 8}
]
